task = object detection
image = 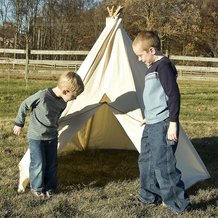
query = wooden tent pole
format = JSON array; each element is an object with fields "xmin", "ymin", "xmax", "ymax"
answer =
[{"xmin": 107, "ymin": 5, "xmax": 123, "ymax": 17}]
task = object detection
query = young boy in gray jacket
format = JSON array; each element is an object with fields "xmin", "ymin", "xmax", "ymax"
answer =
[{"xmin": 13, "ymin": 72, "xmax": 84, "ymax": 198}]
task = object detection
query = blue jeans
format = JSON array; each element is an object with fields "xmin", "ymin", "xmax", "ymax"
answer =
[
  {"xmin": 138, "ymin": 119, "xmax": 190, "ymax": 213},
  {"xmin": 29, "ymin": 138, "xmax": 58, "ymax": 192}
]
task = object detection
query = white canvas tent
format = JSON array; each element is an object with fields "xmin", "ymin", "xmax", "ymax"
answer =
[{"xmin": 18, "ymin": 16, "xmax": 210, "ymax": 192}]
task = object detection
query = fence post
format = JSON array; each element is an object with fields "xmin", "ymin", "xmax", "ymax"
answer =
[{"xmin": 25, "ymin": 36, "xmax": 29, "ymax": 86}]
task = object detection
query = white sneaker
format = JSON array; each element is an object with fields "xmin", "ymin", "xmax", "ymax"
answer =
[
  {"xmin": 46, "ymin": 191, "xmax": 55, "ymax": 198},
  {"xmin": 31, "ymin": 190, "xmax": 45, "ymax": 199}
]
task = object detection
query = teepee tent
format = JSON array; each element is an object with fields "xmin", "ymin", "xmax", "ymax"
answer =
[{"xmin": 18, "ymin": 15, "xmax": 210, "ymax": 192}]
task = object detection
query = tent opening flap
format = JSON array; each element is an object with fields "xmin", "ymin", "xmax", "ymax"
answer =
[{"xmin": 60, "ymin": 104, "xmax": 136, "ymax": 153}]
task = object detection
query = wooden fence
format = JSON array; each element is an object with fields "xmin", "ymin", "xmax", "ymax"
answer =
[
  {"xmin": 1, "ymin": 49, "xmax": 218, "ymax": 75},
  {"xmin": 170, "ymin": 55, "xmax": 218, "ymax": 74},
  {"xmin": 0, "ymin": 49, "xmax": 89, "ymax": 73}
]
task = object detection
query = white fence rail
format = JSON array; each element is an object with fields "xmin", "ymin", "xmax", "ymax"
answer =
[
  {"xmin": 170, "ymin": 55, "xmax": 218, "ymax": 73},
  {"xmin": 170, "ymin": 55, "xmax": 218, "ymax": 62},
  {"xmin": 0, "ymin": 49, "xmax": 89, "ymax": 72},
  {"xmin": 176, "ymin": 65, "xmax": 218, "ymax": 73},
  {"xmin": 0, "ymin": 48, "xmax": 26, "ymax": 54},
  {"xmin": 0, "ymin": 49, "xmax": 218, "ymax": 74},
  {"xmin": 30, "ymin": 50, "xmax": 89, "ymax": 55}
]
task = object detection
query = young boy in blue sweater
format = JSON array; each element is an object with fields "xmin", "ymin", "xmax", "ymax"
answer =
[
  {"xmin": 13, "ymin": 71, "xmax": 84, "ymax": 198},
  {"xmin": 132, "ymin": 31, "xmax": 191, "ymax": 214}
]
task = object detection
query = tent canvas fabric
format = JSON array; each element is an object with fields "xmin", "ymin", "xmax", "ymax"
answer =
[{"xmin": 18, "ymin": 16, "xmax": 210, "ymax": 192}]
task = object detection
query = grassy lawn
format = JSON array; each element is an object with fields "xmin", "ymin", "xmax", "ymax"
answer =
[{"xmin": 0, "ymin": 74, "xmax": 218, "ymax": 217}]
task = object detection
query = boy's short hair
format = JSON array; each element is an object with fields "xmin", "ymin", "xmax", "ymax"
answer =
[
  {"xmin": 133, "ymin": 31, "xmax": 161, "ymax": 52},
  {"xmin": 57, "ymin": 71, "xmax": 84, "ymax": 96}
]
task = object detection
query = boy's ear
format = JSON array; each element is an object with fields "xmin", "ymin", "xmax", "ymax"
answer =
[
  {"xmin": 62, "ymin": 89, "xmax": 68, "ymax": 95},
  {"xmin": 150, "ymin": 47, "xmax": 156, "ymax": 54}
]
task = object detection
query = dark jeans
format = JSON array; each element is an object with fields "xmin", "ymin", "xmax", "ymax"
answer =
[
  {"xmin": 138, "ymin": 119, "xmax": 190, "ymax": 213},
  {"xmin": 29, "ymin": 138, "xmax": 58, "ymax": 192}
]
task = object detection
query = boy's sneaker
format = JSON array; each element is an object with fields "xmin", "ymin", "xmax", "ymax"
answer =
[
  {"xmin": 46, "ymin": 191, "xmax": 55, "ymax": 199},
  {"xmin": 31, "ymin": 190, "xmax": 45, "ymax": 199},
  {"xmin": 133, "ymin": 197, "xmax": 162, "ymax": 207}
]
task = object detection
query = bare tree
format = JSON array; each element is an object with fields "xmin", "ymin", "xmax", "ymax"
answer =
[
  {"xmin": 195, "ymin": 0, "xmax": 218, "ymax": 57},
  {"xmin": 1, "ymin": 0, "xmax": 216, "ymax": 57},
  {"xmin": 0, "ymin": 0, "xmax": 13, "ymax": 48}
]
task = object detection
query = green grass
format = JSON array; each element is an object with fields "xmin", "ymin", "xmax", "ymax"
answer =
[
  {"xmin": 179, "ymin": 80, "xmax": 218, "ymax": 124},
  {"xmin": 0, "ymin": 74, "xmax": 218, "ymax": 217},
  {"xmin": 0, "ymin": 73, "xmax": 57, "ymax": 118}
]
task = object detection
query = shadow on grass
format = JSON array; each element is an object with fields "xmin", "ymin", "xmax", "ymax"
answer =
[
  {"xmin": 191, "ymin": 136, "xmax": 218, "ymax": 186},
  {"xmin": 58, "ymin": 149, "xmax": 139, "ymax": 188},
  {"xmin": 187, "ymin": 137, "xmax": 218, "ymax": 210},
  {"xmin": 57, "ymin": 137, "xmax": 218, "ymax": 209}
]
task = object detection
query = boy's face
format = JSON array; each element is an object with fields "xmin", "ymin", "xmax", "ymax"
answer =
[{"xmin": 132, "ymin": 43, "xmax": 156, "ymax": 66}]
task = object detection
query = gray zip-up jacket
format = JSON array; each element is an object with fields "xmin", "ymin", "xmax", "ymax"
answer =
[{"xmin": 15, "ymin": 88, "xmax": 67, "ymax": 140}]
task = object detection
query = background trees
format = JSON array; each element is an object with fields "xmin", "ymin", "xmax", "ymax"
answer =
[{"xmin": 0, "ymin": 0, "xmax": 217, "ymax": 57}]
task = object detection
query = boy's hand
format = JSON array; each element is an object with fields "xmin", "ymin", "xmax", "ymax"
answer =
[
  {"xmin": 13, "ymin": 125, "xmax": 22, "ymax": 136},
  {"xmin": 167, "ymin": 122, "xmax": 178, "ymax": 141}
]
